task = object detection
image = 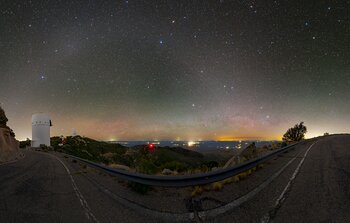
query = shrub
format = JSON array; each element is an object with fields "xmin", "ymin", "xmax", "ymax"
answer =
[
  {"xmin": 19, "ymin": 139, "xmax": 31, "ymax": 148},
  {"xmin": 0, "ymin": 106, "xmax": 8, "ymax": 127},
  {"xmin": 200, "ymin": 165, "xmax": 209, "ymax": 173},
  {"xmin": 161, "ymin": 161, "xmax": 189, "ymax": 172},
  {"xmin": 112, "ymin": 153, "xmax": 134, "ymax": 167},
  {"xmin": 136, "ymin": 159, "xmax": 159, "ymax": 174},
  {"xmin": 191, "ymin": 186, "xmax": 203, "ymax": 197},
  {"xmin": 238, "ymin": 172, "xmax": 248, "ymax": 180},
  {"xmin": 203, "ymin": 161, "xmax": 219, "ymax": 169},
  {"xmin": 212, "ymin": 182, "xmax": 223, "ymax": 191},
  {"xmin": 283, "ymin": 122, "xmax": 307, "ymax": 142}
]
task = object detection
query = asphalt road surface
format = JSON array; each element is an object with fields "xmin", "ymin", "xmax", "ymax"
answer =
[{"xmin": 0, "ymin": 135, "xmax": 349, "ymax": 223}]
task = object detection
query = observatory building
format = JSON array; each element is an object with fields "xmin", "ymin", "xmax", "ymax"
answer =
[{"xmin": 31, "ymin": 113, "xmax": 52, "ymax": 147}]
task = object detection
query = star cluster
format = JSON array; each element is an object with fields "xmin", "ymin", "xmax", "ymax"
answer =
[{"xmin": 0, "ymin": 0, "xmax": 349, "ymax": 140}]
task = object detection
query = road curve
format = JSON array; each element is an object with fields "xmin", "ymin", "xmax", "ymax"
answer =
[
  {"xmin": 271, "ymin": 135, "xmax": 350, "ymax": 222},
  {"xmin": 0, "ymin": 150, "xmax": 148, "ymax": 223},
  {"xmin": 211, "ymin": 135, "xmax": 350, "ymax": 222},
  {"xmin": 0, "ymin": 135, "xmax": 349, "ymax": 223}
]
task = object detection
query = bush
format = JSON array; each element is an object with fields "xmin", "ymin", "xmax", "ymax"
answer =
[
  {"xmin": 136, "ymin": 159, "xmax": 159, "ymax": 174},
  {"xmin": 200, "ymin": 165, "xmax": 209, "ymax": 173},
  {"xmin": 203, "ymin": 161, "xmax": 219, "ymax": 169},
  {"xmin": 0, "ymin": 106, "xmax": 8, "ymax": 127},
  {"xmin": 160, "ymin": 161, "xmax": 189, "ymax": 172},
  {"xmin": 112, "ymin": 153, "xmax": 134, "ymax": 167},
  {"xmin": 19, "ymin": 139, "xmax": 31, "ymax": 148},
  {"xmin": 191, "ymin": 186, "xmax": 203, "ymax": 197},
  {"xmin": 281, "ymin": 141, "xmax": 288, "ymax": 147},
  {"xmin": 283, "ymin": 122, "xmax": 307, "ymax": 142},
  {"xmin": 212, "ymin": 182, "xmax": 223, "ymax": 191}
]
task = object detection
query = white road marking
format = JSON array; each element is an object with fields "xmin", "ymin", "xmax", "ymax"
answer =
[
  {"xmin": 198, "ymin": 143, "xmax": 310, "ymax": 220},
  {"xmin": 51, "ymin": 154, "xmax": 100, "ymax": 223},
  {"xmin": 261, "ymin": 141, "xmax": 318, "ymax": 223}
]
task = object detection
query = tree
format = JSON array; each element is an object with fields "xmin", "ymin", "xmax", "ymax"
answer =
[
  {"xmin": 0, "ymin": 106, "xmax": 8, "ymax": 127},
  {"xmin": 283, "ymin": 122, "xmax": 307, "ymax": 142}
]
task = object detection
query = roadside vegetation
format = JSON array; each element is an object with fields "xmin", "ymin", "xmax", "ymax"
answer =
[
  {"xmin": 191, "ymin": 122, "xmax": 308, "ymax": 197},
  {"xmin": 46, "ymin": 122, "xmax": 307, "ymax": 194},
  {"xmin": 282, "ymin": 121, "xmax": 307, "ymax": 142},
  {"xmin": 51, "ymin": 136, "xmax": 225, "ymax": 175},
  {"xmin": 50, "ymin": 135, "xmax": 228, "ymax": 193},
  {"xmin": 0, "ymin": 106, "xmax": 16, "ymax": 137}
]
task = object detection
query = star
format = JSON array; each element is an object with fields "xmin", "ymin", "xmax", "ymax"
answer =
[{"xmin": 1, "ymin": 0, "xmax": 349, "ymax": 142}]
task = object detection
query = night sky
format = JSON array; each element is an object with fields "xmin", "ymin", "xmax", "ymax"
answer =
[{"xmin": 0, "ymin": 0, "xmax": 349, "ymax": 141}]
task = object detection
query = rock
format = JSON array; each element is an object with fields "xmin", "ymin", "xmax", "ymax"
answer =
[
  {"xmin": 0, "ymin": 107, "xmax": 8, "ymax": 127},
  {"xmin": 109, "ymin": 163, "xmax": 131, "ymax": 171},
  {"xmin": 0, "ymin": 106, "xmax": 20, "ymax": 163},
  {"xmin": 162, "ymin": 168, "xmax": 178, "ymax": 175},
  {"xmin": 0, "ymin": 127, "xmax": 20, "ymax": 162},
  {"xmin": 211, "ymin": 167, "xmax": 220, "ymax": 171}
]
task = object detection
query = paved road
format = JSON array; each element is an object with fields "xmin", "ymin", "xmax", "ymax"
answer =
[
  {"xmin": 272, "ymin": 135, "xmax": 350, "ymax": 222},
  {"xmin": 0, "ymin": 135, "xmax": 349, "ymax": 222},
  {"xmin": 0, "ymin": 151, "xmax": 148, "ymax": 223},
  {"xmin": 213, "ymin": 135, "xmax": 350, "ymax": 223}
]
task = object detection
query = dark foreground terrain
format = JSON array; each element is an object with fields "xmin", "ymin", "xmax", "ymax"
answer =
[{"xmin": 0, "ymin": 135, "xmax": 349, "ymax": 222}]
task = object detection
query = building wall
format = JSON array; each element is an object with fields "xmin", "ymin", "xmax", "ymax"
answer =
[{"xmin": 32, "ymin": 114, "xmax": 51, "ymax": 147}]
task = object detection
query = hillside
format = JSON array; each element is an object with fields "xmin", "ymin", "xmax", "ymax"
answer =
[
  {"xmin": 0, "ymin": 106, "xmax": 20, "ymax": 163},
  {"xmin": 51, "ymin": 136, "xmax": 228, "ymax": 175}
]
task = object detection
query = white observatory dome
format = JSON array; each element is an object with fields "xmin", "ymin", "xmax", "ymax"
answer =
[{"xmin": 31, "ymin": 113, "xmax": 52, "ymax": 147}]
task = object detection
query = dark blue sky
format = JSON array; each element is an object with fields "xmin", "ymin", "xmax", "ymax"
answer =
[{"xmin": 0, "ymin": 0, "xmax": 349, "ymax": 140}]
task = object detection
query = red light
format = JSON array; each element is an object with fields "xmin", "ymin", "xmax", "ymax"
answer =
[{"xmin": 148, "ymin": 144, "xmax": 155, "ymax": 152}]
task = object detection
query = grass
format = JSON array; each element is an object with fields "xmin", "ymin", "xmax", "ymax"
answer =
[
  {"xmin": 212, "ymin": 182, "xmax": 223, "ymax": 191},
  {"xmin": 191, "ymin": 186, "xmax": 204, "ymax": 197}
]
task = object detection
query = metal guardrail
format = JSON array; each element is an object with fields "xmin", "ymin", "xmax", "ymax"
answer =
[{"xmin": 64, "ymin": 140, "xmax": 311, "ymax": 187}]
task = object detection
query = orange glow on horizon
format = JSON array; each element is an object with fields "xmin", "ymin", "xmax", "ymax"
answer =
[{"xmin": 216, "ymin": 135, "xmax": 282, "ymax": 141}]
